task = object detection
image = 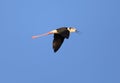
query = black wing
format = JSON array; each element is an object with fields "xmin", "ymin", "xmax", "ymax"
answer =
[
  {"xmin": 56, "ymin": 28, "xmax": 70, "ymax": 39},
  {"xmin": 60, "ymin": 30, "xmax": 70, "ymax": 39},
  {"xmin": 53, "ymin": 34, "xmax": 65, "ymax": 52}
]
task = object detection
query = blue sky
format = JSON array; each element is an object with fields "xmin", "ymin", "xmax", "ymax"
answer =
[{"xmin": 0, "ymin": 0, "xmax": 120, "ymax": 83}]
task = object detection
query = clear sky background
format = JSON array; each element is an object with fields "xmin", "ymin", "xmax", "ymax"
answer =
[{"xmin": 0, "ymin": 0, "xmax": 120, "ymax": 83}]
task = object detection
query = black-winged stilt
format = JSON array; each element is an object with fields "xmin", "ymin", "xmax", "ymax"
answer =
[{"xmin": 32, "ymin": 27, "xmax": 78, "ymax": 52}]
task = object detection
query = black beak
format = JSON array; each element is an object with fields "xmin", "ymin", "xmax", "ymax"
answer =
[{"xmin": 75, "ymin": 30, "xmax": 79, "ymax": 33}]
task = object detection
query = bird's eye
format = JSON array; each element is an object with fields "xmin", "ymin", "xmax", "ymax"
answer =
[{"xmin": 69, "ymin": 27, "xmax": 72, "ymax": 29}]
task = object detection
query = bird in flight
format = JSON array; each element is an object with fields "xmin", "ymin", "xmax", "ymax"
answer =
[{"xmin": 32, "ymin": 27, "xmax": 78, "ymax": 52}]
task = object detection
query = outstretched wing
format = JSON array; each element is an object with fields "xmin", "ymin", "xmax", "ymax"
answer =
[{"xmin": 53, "ymin": 34, "xmax": 65, "ymax": 52}]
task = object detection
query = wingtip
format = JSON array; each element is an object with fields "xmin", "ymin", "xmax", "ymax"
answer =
[
  {"xmin": 53, "ymin": 49, "xmax": 58, "ymax": 53},
  {"xmin": 54, "ymin": 50, "xmax": 57, "ymax": 53}
]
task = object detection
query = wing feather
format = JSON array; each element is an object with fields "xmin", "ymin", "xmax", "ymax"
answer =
[
  {"xmin": 53, "ymin": 34, "xmax": 65, "ymax": 52},
  {"xmin": 60, "ymin": 30, "xmax": 70, "ymax": 39},
  {"xmin": 56, "ymin": 28, "xmax": 70, "ymax": 39}
]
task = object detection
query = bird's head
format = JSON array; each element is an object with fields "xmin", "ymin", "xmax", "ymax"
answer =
[{"xmin": 67, "ymin": 27, "xmax": 78, "ymax": 33}]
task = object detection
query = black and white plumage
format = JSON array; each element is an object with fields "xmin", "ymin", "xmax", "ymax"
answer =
[{"xmin": 32, "ymin": 27, "xmax": 78, "ymax": 52}]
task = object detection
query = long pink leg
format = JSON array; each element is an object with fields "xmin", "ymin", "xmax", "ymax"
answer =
[{"xmin": 32, "ymin": 32, "xmax": 52, "ymax": 39}]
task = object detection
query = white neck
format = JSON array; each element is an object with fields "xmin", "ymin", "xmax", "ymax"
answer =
[{"xmin": 50, "ymin": 30, "xmax": 58, "ymax": 34}]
